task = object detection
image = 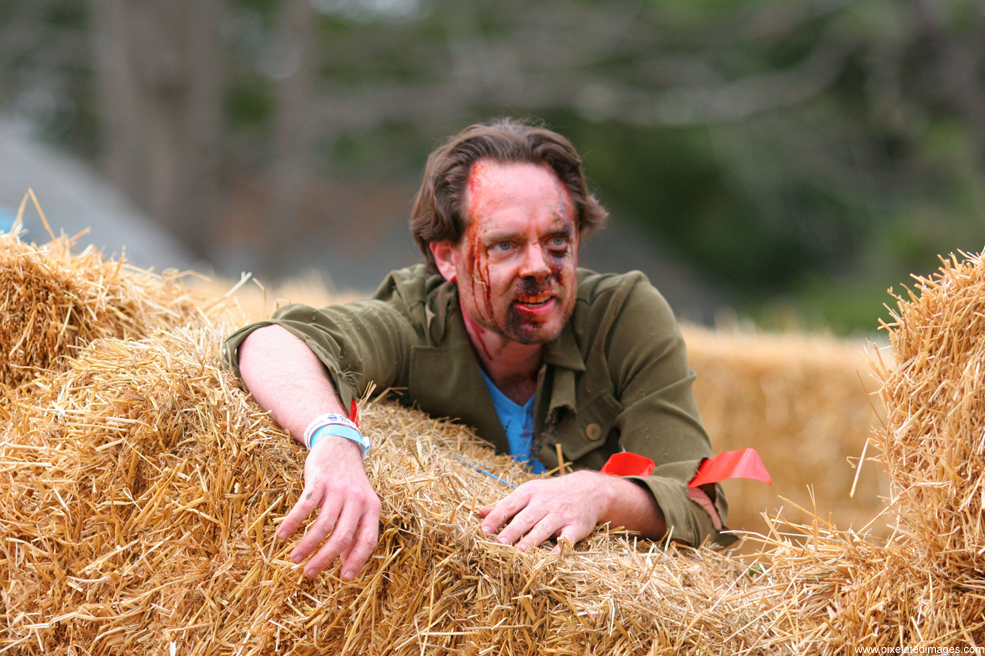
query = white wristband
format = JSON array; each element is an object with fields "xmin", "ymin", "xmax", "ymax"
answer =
[
  {"xmin": 303, "ymin": 413, "xmax": 357, "ymax": 446},
  {"xmin": 302, "ymin": 413, "xmax": 369, "ymax": 456}
]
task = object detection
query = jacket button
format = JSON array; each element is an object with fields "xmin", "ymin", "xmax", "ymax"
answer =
[{"xmin": 586, "ymin": 423, "xmax": 602, "ymax": 441}]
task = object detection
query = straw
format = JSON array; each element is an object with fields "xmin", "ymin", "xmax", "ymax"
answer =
[
  {"xmin": 683, "ymin": 324, "xmax": 889, "ymax": 550},
  {"xmin": 10, "ymin": 226, "xmax": 985, "ymax": 652},
  {"xmin": 0, "ymin": 324, "xmax": 787, "ymax": 654},
  {"xmin": 870, "ymin": 251, "xmax": 985, "ymax": 579},
  {"xmin": 0, "ymin": 230, "xmax": 200, "ymax": 391},
  {"xmin": 738, "ymin": 249, "xmax": 985, "ymax": 651}
]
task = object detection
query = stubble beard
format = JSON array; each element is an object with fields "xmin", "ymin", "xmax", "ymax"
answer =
[
  {"xmin": 489, "ymin": 276, "xmax": 574, "ymax": 345},
  {"xmin": 501, "ymin": 304, "xmax": 572, "ymax": 344}
]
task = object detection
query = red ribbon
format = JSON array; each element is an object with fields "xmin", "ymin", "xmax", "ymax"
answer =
[
  {"xmin": 349, "ymin": 399, "xmax": 360, "ymax": 428},
  {"xmin": 689, "ymin": 448, "xmax": 771, "ymax": 487},
  {"xmin": 600, "ymin": 448, "xmax": 771, "ymax": 487},
  {"xmin": 600, "ymin": 452, "xmax": 656, "ymax": 477}
]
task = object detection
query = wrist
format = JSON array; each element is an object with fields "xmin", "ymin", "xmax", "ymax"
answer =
[
  {"xmin": 308, "ymin": 430, "xmax": 365, "ymax": 459},
  {"xmin": 602, "ymin": 474, "xmax": 665, "ymax": 539},
  {"xmin": 598, "ymin": 471, "xmax": 627, "ymax": 519},
  {"xmin": 303, "ymin": 413, "xmax": 370, "ymax": 456},
  {"xmin": 564, "ymin": 470, "xmax": 617, "ymax": 521}
]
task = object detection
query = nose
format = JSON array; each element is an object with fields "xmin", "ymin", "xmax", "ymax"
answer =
[{"xmin": 518, "ymin": 243, "xmax": 551, "ymax": 281}]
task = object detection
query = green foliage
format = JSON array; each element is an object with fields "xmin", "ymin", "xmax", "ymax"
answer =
[
  {"xmin": 225, "ymin": 80, "xmax": 274, "ymax": 130},
  {"xmin": 43, "ymin": 0, "xmax": 87, "ymax": 28},
  {"xmin": 3, "ymin": 0, "xmax": 984, "ymax": 334}
]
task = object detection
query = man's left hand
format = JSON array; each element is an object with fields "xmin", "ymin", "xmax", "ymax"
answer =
[{"xmin": 478, "ymin": 469, "xmax": 666, "ymax": 552}]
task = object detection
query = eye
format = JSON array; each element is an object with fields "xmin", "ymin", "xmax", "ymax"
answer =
[
  {"xmin": 549, "ymin": 236, "xmax": 568, "ymax": 249},
  {"xmin": 494, "ymin": 241, "xmax": 513, "ymax": 252}
]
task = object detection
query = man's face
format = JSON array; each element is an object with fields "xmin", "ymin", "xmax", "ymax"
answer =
[{"xmin": 433, "ymin": 159, "xmax": 580, "ymax": 345}]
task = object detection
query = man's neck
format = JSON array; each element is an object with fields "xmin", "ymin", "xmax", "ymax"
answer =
[{"xmin": 460, "ymin": 302, "xmax": 542, "ymax": 405}]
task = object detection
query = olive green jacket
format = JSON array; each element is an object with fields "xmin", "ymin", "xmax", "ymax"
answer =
[{"xmin": 224, "ymin": 265, "xmax": 733, "ymax": 547}]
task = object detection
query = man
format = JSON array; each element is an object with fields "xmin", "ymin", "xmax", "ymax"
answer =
[{"xmin": 225, "ymin": 118, "xmax": 731, "ymax": 582}]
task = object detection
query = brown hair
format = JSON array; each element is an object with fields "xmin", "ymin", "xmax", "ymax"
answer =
[{"xmin": 410, "ymin": 118, "xmax": 608, "ymax": 272}]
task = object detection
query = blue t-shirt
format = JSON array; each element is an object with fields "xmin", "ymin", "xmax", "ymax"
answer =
[{"xmin": 480, "ymin": 369, "xmax": 546, "ymax": 474}]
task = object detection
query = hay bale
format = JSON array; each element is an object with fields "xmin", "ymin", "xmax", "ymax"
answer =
[
  {"xmin": 0, "ymin": 231, "xmax": 199, "ymax": 390},
  {"xmin": 27, "ymin": 233, "xmax": 985, "ymax": 653},
  {"xmin": 754, "ymin": 520, "xmax": 985, "ymax": 651},
  {"xmin": 739, "ymin": 250, "xmax": 985, "ymax": 651},
  {"xmin": 872, "ymin": 252, "xmax": 985, "ymax": 578},
  {"xmin": 0, "ymin": 324, "xmax": 790, "ymax": 655},
  {"xmin": 683, "ymin": 325, "xmax": 888, "ymax": 547}
]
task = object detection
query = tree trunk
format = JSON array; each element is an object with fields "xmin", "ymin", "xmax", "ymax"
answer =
[
  {"xmin": 261, "ymin": 0, "xmax": 319, "ymax": 273},
  {"xmin": 88, "ymin": 0, "xmax": 225, "ymax": 260}
]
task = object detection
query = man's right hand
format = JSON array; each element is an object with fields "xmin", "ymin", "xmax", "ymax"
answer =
[
  {"xmin": 277, "ymin": 434, "xmax": 382, "ymax": 580},
  {"xmin": 237, "ymin": 325, "xmax": 382, "ymax": 581}
]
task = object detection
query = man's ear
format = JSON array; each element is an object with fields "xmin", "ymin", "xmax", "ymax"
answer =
[{"xmin": 430, "ymin": 240, "xmax": 458, "ymax": 283}]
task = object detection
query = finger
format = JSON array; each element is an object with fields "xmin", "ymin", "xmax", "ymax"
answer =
[
  {"xmin": 303, "ymin": 501, "xmax": 360, "ymax": 578},
  {"xmin": 303, "ymin": 488, "xmax": 382, "ymax": 578},
  {"xmin": 492, "ymin": 506, "xmax": 543, "ymax": 546},
  {"xmin": 550, "ymin": 526, "xmax": 584, "ymax": 555},
  {"xmin": 480, "ymin": 488, "xmax": 530, "ymax": 535},
  {"xmin": 515, "ymin": 515, "xmax": 564, "ymax": 553},
  {"xmin": 277, "ymin": 485, "xmax": 325, "ymax": 540},
  {"xmin": 291, "ymin": 492, "xmax": 344, "ymax": 563},
  {"xmin": 339, "ymin": 494, "xmax": 382, "ymax": 563},
  {"xmin": 477, "ymin": 506, "xmax": 493, "ymax": 519},
  {"xmin": 340, "ymin": 504, "xmax": 381, "ymax": 581}
]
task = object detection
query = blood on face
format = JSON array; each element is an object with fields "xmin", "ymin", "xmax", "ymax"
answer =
[
  {"xmin": 464, "ymin": 161, "xmax": 496, "ymax": 319},
  {"xmin": 460, "ymin": 159, "xmax": 580, "ymax": 345}
]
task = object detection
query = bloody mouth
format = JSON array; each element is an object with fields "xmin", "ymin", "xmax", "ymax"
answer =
[{"xmin": 513, "ymin": 294, "xmax": 556, "ymax": 318}]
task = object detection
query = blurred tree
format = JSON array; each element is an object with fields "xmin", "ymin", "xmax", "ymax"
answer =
[
  {"xmin": 87, "ymin": 0, "xmax": 226, "ymax": 258},
  {"xmin": 263, "ymin": 0, "xmax": 319, "ymax": 263},
  {"xmin": 2, "ymin": 0, "xmax": 984, "ymax": 331}
]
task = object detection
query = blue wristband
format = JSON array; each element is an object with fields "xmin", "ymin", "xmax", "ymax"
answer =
[{"xmin": 308, "ymin": 423, "xmax": 369, "ymax": 457}]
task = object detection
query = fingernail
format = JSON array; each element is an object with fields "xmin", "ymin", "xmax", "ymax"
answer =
[
  {"xmin": 292, "ymin": 553, "xmax": 303, "ymax": 564},
  {"xmin": 342, "ymin": 570, "xmax": 354, "ymax": 581},
  {"xmin": 498, "ymin": 536, "xmax": 509, "ymax": 544}
]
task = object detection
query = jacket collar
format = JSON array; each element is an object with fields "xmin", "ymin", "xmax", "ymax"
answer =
[{"xmin": 424, "ymin": 279, "xmax": 586, "ymax": 441}]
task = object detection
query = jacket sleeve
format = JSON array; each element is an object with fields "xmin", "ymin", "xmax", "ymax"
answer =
[
  {"xmin": 222, "ymin": 275, "xmax": 426, "ymax": 412},
  {"xmin": 603, "ymin": 275, "xmax": 733, "ymax": 547}
]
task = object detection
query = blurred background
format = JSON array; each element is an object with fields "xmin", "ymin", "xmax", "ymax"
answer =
[{"xmin": 2, "ymin": 0, "xmax": 984, "ymax": 332}]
